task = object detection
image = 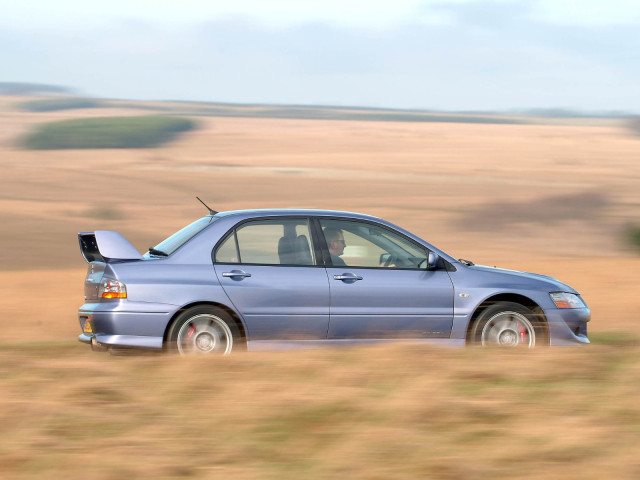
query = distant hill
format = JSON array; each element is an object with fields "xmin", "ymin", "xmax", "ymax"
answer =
[
  {"xmin": 156, "ymin": 101, "xmax": 525, "ymax": 125},
  {"xmin": 0, "ymin": 82, "xmax": 74, "ymax": 95},
  {"xmin": 133, "ymin": 100, "xmax": 629, "ymax": 125},
  {"xmin": 2, "ymin": 86, "xmax": 630, "ymax": 126},
  {"xmin": 513, "ymin": 108, "xmax": 632, "ymax": 119},
  {"xmin": 19, "ymin": 98, "xmax": 103, "ymax": 112}
]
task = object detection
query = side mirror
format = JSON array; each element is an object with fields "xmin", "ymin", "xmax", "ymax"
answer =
[
  {"xmin": 427, "ymin": 252, "xmax": 440, "ymax": 270},
  {"xmin": 380, "ymin": 253, "xmax": 391, "ymax": 264}
]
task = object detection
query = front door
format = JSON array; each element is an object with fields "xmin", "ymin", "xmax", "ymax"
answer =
[{"xmin": 318, "ymin": 218, "xmax": 454, "ymax": 339}]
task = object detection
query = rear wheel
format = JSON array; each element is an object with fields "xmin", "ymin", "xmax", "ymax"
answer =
[
  {"xmin": 469, "ymin": 302, "xmax": 545, "ymax": 347},
  {"xmin": 168, "ymin": 306, "xmax": 239, "ymax": 355}
]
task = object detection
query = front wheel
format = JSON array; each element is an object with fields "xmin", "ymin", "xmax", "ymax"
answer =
[
  {"xmin": 167, "ymin": 306, "xmax": 238, "ymax": 355},
  {"xmin": 469, "ymin": 302, "xmax": 546, "ymax": 347}
]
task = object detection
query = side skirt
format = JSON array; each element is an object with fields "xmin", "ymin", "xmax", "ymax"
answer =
[{"xmin": 247, "ymin": 338, "xmax": 465, "ymax": 351}]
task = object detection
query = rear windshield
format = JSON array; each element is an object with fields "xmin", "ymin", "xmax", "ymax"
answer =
[{"xmin": 148, "ymin": 216, "xmax": 216, "ymax": 256}]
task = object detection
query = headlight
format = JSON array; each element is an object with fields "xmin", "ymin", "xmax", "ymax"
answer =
[{"xmin": 550, "ymin": 292, "xmax": 585, "ymax": 309}]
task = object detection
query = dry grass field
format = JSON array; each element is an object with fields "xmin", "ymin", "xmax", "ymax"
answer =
[
  {"xmin": 2, "ymin": 343, "xmax": 640, "ymax": 480},
  {"xmin": 1, "ymin": 95, "xmax": 639, "ymax": 478}
]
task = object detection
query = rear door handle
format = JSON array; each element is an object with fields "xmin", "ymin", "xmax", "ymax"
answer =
[
  {"xmin": 222, "ymin": 270, "xmax": 252, "ymax": 279},
  {"xmin": 333, "ymin": 273, "xmax": 363, "ymax": 281}
]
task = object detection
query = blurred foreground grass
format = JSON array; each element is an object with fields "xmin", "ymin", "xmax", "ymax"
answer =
[{"xmin": 1, "ymin": 342, "xmax": 639, "ymax": 480}]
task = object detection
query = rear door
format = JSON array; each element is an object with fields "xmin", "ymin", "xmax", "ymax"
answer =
[
  {"xmin": 213, "ymin": 217, "xmax": 330, "ymax": 340},
  {"xmin": 317, "ymin": 218, "xmax": 454, "ymax": 339}
]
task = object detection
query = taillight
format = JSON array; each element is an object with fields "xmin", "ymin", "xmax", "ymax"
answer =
[{"xmin": 99, "ymin": 277, "xmax": 127, "ymax": 299}]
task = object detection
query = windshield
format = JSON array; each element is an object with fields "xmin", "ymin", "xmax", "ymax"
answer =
[{"xmin": 147, "ymin": 216, "xmax": 216, "ymax": 257}]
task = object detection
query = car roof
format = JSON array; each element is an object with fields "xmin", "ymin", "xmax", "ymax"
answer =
[{"xmin": 213, "ymin": 209, "xmax": 383, "ymax": 221}]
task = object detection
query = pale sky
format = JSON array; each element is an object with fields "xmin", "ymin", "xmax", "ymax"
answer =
[
  {"xmin": 3, "ymin": 0, "xmax": 640, "ymax": 28},
  {"xmin": 1, "ymin": 0, "xmax": 639, "ymax": 110}
]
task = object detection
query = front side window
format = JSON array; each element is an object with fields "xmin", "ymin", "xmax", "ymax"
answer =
[
  {"xmin": 214, "ymin": 218, "xmax": 315, "ymax": 266},
  {"xmin": 319, "ymin": 219, "xmax": 427, "ymax": 269}
]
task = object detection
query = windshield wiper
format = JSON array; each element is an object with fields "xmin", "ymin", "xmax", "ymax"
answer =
[
  {"xmin": 148, "ymin": 247, "xmax": 168, "ymax": 257},
  {"xmin": 458, "ymin": 258, "xmax": 475, "ymax": 266}
]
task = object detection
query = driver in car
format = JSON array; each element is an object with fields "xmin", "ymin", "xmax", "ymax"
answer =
[
  {"xmin": 324, "ymin": 227, "xmax": 396, "ymax": 268},
  {"xmin": 324, "ymin": 228, "xmax": 347, "ymax": 266}
]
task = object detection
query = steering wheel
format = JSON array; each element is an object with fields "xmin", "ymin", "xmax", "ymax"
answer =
[{"xmin": 383, "ymin": 254, "xmax": 396, "ymax": 267}]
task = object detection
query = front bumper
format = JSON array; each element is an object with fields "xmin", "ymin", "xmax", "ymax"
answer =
[{"xmin": 547, "ymin": 306, "xmax": 590, "ymax": 345}]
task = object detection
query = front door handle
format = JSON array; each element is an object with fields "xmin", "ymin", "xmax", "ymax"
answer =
[
  {"xmin": 333, "ymin": 273, "xmax": 363, "ymax": 281},
  {"xmin": 222, "ymin": 270, "xmax": 252, "ymax": 279}
]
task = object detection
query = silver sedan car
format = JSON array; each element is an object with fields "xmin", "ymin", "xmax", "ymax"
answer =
[{"xmin": 78, "ymin": 208, "xmax": 590, "ymax": 354}]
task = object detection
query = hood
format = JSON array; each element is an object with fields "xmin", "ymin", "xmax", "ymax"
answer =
[
  {"xmin": 78, "ymin": 230, "xmax": 142, "ymax": 263},
  {"xmin": 469, "ymin": 264, "xmax": 577, "ymax": 293}
]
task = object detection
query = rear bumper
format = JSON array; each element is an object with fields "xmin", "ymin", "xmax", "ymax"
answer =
[
  {"xmin": 78, "ymin": 333, "xmax": 164, "ymax": 349},
  {"xmin": 78, "ymin": 301, "xmax": 175, "ymax": 350}
]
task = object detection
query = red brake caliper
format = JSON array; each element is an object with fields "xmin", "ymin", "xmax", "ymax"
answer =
[
  {"xmin": 186, "ymin": 324, "xmax": 196, "ymax": 340},
  {"xmin": 517, "ymin": 322, "xmax": 527, "ymax": 344}
]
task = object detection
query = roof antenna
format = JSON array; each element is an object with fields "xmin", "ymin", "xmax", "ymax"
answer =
[{"xmin": 196, "ymin": 196, "xmax": 218, "ymax": 215}]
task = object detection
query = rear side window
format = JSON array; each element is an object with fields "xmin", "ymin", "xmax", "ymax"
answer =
[
  {"xmin": 214, "ymin": 219, "xmax": 315, "ymax": 266},
  {"xmin": 215, "ymin": 234, "xmax": 239, "ymax": 263}
]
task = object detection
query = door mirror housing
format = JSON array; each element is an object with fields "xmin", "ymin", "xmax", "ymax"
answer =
[{"xmin": 427, "ymin": 252, "xmax": 440, "ymax": 270}]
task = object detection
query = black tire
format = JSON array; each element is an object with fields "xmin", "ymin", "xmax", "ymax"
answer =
[
  {"xmin": 167, "ymin": 306, "xmax": 241, "ymax": 355},
  {"xmin": 469, "ymin": 301, "xmax": 547, "ymax": 347}
]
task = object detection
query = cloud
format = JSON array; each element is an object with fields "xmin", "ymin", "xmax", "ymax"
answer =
[
  {"xmin": 0, "ymin": 3, "xmax": 639, "ymax": 111},
  {"xmin": 425, "ymin": 0, "xmax": 534, "ymax": 29}
]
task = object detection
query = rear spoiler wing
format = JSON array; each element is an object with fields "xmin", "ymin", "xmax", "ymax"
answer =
[{"xmin": 78, "ymin": 231, "xmax": 143, "ymax": 263}]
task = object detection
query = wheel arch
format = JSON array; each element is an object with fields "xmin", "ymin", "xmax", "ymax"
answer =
[
  {"xmin": 163, "ymin": 301, "xmax": 247, "ymax": 348},
  {"xmin": 465, "ymin": 293, "xmax": 549, "ymax": 344}
]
